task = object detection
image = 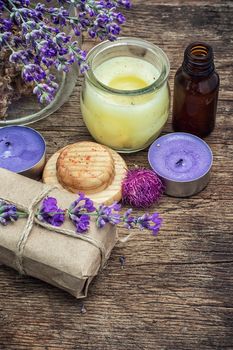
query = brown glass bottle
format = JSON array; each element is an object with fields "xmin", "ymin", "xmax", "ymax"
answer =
[{"xmin": 172, "ymin": 42, "xmax": 219, "ymax": 137}]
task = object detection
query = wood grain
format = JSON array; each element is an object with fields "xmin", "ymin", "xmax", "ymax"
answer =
[{"xmin": 0, "ymin": 1, "xmax": 233, "ymax": 349}]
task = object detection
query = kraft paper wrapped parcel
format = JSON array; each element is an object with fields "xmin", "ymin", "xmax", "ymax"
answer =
[{"xmin": 0, "ymin": 168, "xmax": 118, "ymax": 298}]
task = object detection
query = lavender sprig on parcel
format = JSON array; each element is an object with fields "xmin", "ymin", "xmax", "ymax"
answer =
[{"xmin": 0, "ymin": 193, "xmax": 162, "ymax": 236}]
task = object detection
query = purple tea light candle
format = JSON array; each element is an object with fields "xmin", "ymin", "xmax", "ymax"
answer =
[
  {"xmin": 0, "ymin": 126, "xmax": 46, "ymax": 180},
  {"xmin": 148, "ymin": 133, "xmax": 213, "ymax": 197}
]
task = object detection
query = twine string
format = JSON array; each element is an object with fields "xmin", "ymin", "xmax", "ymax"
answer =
[
  {"xmin": 15, "ymin": 186, "xmax": 52, "ymax": 274},
  {"xmin": 117, "ymin": 230, "xmax": 139, "ymax": 244}
]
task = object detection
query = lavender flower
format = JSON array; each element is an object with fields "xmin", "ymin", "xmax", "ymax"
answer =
[
  {"xmin": 68, "ymin": 193, "xmax": 162, "ymax": 236},
  {"xmin": 96, "ymin": 202, "xmax": 121, "ymax": 228},
  {"xmin": 136, "ymin": 213, "xmax": 163, "ymax": 236},
  {"xmin": 69, "ymin": 213, "xmax": 91, "ymax": 233},
  {"xmin": 0, "ymin": 191, "xmax": 163, "ymax": 238},
  {"xmin": 0, "ymin": 0, "xmax": 131, "ymax": 103},
  {"xmin": 37, "ymin": 197, "xmax": 65, "ymax": 227},
  {"xmin": 68, "ymin": 193, "xmax": 162, "ymax": 235},
  {"xmin": 68, "ymin": 192, "xmax": 96, "ymax": 233},
  {"xmin": 122, "ymin": 208, "xmax": 136, "ymax": 229},
  {"xmin": 0, "ymin": 200, "xmax": 19, "ymax": 225}
]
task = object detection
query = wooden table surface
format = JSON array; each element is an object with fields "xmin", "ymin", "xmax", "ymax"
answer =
[{"xmin": 0, "ymin": 1, "xmax": 233, "ymax": 349}]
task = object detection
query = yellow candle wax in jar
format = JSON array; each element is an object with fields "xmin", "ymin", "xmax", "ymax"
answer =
[
  {"xmin": 80, "ymin": 38, "xmax": 170, "ymax": 153},
  {"xmin": 108, "ymin": 74, "xmax": 148, "ymax": 90}
]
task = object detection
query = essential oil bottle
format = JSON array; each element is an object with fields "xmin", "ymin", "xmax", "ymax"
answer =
[{"xmin": 172, "ymin": 42, "xmax": 220, "ymax": 137}]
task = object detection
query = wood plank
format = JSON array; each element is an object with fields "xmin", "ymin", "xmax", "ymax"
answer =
[{"xmin": 0, "ymin": 1, "xmax": 233, "ymax": 349}]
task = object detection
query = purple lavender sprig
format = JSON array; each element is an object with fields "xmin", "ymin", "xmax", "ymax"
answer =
[
  {"xmin": 36, "ymin": 197, "xmax": 65, "ymax": 227},
  {"xmin": 67, "ymin": 193, "xmax": 162, "ymax": 235},
  {"xmin": 95, "ymin": 202, "xmax": 122, "ymax": 228},
  {"xmin": 0, "ymin": 199, "xmax": 25, "ymax": 225},
  {"xmin": 68, "ymin": 192, "xmax": 96, "ymax": 233},
  {"xmin": 0, "ymin": 193, "xmax": 163, "ymax": 237},
  {"xmin": 0, "ymin": 0, "xmax": 131, "ymax": 103}
]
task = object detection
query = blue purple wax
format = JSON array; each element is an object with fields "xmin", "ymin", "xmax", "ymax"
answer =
[
  {"xmin": 0, "ymin": 126, "xmax": 45, "ymax": 173},
  {"xmin": 148, "ymin": 133, "xmax": 213, "ymax": 182}
]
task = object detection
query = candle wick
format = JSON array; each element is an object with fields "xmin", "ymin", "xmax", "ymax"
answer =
[
  {"xmin": 5, "ymin": 141, "xmax": 11, "ymax": 147},
  {"xmin": 176, "ymin": 159, "xmax": 184, "ymax": 166}
]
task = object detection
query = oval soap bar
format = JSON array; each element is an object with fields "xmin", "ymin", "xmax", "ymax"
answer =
[{"xmin": 56, "ymin": 141, "xmax": 115, "ymax": 194}]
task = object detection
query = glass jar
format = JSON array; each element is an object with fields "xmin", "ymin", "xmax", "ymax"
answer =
[
  {"xmin": 172, "ymin": 42, "xmax": 220, "ymax": 137},
  {"xmin": 0, "ymin": 65, "xmax": 79, "ymax": 126},
  {"xmin": 80, "ymin": 37, "xmax": 170, "ymax": 153}
]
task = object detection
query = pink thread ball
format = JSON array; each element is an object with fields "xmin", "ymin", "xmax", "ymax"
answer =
[{"xmin": 122, "ymin": 168, "xmax": 164, "ymax": 208}]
